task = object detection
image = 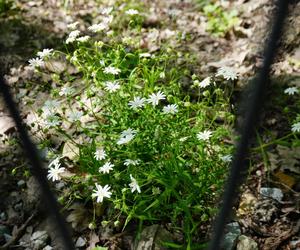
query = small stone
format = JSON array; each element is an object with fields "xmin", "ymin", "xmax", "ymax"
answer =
[
  {"xmin": 0, "ymin": 212, "xmax": 7, "ymax": 221},
  {"xmin": 17, "ymin": 180, "xmax": 26, "ymax": 187},
  {"xmin": 222, "ymin": 222, "xmax": 241, "ymax": 250},
  {"xmin": 260, "ymin": 187, "xmax": 283, "ymax": 202},
  {"xmin": 0, "ymin": 225, "xmax": 10, "ymax": 236},
  {"xmin": 30, "ymin": 231, "xmax": 48, "ymax": 249},
  {"xmin": 43, "ymin": 245, "xmax": 53, "ymax": 250},
  {"xmin": 75, "ymin": 237, "xmax": 86, "ymax": 247},
  {"xmin": 236, "ymin": 235, "xmax": 258, "ymax": 250}
]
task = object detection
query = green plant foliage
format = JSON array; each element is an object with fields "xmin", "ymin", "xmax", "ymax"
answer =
[
  {"xmin": 203, "ymin": 3, "xmax": 239, "ymax": 37},
  {"xmin": 26, "ymin": 4, "xmax": 238, "ymax": 248}
]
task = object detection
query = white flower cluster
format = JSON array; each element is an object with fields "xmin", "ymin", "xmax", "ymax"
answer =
[
  {"xmin": 117, "ymin": 128, "xmax": 137, "ymax": 145},
  {"xmin": 28, "ymin": 48, "xmax": 53, "ymax": 68},
  {"xmin": 47, "ymin": 157, "xmax": 65, "ymax": 182}
]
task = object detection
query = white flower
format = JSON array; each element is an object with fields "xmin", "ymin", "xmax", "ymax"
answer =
[
  {"xmin": 139, "ymin": 53, "xmax": 151, "ymax": 58},
  {"xmin": 216, "ymin": 67, "xmax": 237, "ymax": 80},
  {"xmin": 88, "ymin": 23, "xmax": 107, "ymax": 33},
  {"xmin": 101, "ymin": 7, "xmax": 113, "ymax": 15},
  {"xmin": 37, "ymin": 48, "xmax": 53, "ymax": 59},
  {"xmin": 92, "ymin": 184, "xmax": 112, "ymax": 203},
  {"xmin": 129, "ymin": 175, "xmax": 141, "ymax": 193},
  {"xmin": 99, "ymin": 60, "xmax": 105, "ymax": 66},
  {"xmin": 124, "ymin": 159, "xmax": 140, "ymax": 166},
  {"xmin": 43, "ymin": 100, "xmax": 60, "ymax": 110},
  {"xmin": 125, "ymin": 9, "xmax": 139, "ymax": 15},
  {"xmin": 117, "ymin": 128, "xmax": 137, "ymax": 145},
  {"xmin": 284, "ymin": 87, "xmax": 298, "ymax": 95},
  {"xmin": 147, "ymin": 91, "xmax": 166, "ymax": 106},
  {"xmin": 44, "ymin": 115, "xmax": 60, "ymax": 128},
  {"xmin": 99, "ymin": 162, "xmax": 114, "ymax": 174},
  {"xmin": 28, "ymin": 58, "xmax": 44, "ymax": 68},
  {"xmin": 66, "ymin": 30, "xmax": 80, "ymax": 44},
  {"xmin": 47, "ymin": 164, "xmax": 65, "ymax": 182},
  {"xmin": 103, "ymin": 66, "xmax": 121, "ymax": 75},
  {"xmin": 76, "ymin": 36, "xmax": 90, "ymax": 42},
  {"xmin": 67, "ymin": 21, "xmax": 79, "ymax": 30},
  {"xmin": 117, "ymin": 135, "xmax": 134, "ymax": 145},
  {"xmin": 94, "ymin": 148, "xmax": 107, "ymax": 161},
  {"xmin": 198, "ymin": 77, "xmax": 212, "ymax": 88},
  {"xmin": 179, "ymin": 136, "xmax": 188, "ymax": 142},
  {"xmin": 68, "ymin": 110, "xmax": 83, "ymax": 122},
  {"xmin": 128, "ymin": 96, "xmax": 146, "ymax": 110},
  {"xmin": 102, "ymin": 15, "xmax": 113, "ymax": 24},
  {"xmin": 220, "ymin": 154, "xmax": 232, "ymax": 162},
  {"xmin": 48, "ymin": 157, "xmax": 62, "ymax": 168},
  {"xmin": 197, "ymin": 130, "xmax": 212, "ymax": 141},
  {"xmin": 120, "ymin": 128, "xmax": 137, "ymax": 137},
  {"xmin": 291, "ymin": 122, "xmax": 300, "ymax": 133},
  {"xmin": 159, "ymin": 72, "xmax": 165, "ymax": 79},
  {"xmin": 104, "ymin": 81, "xmax": 121, "ymax": 93},
  {"xmin": 163, "ymin": 104, "xmax": 178, "ymax": 114},
  {"xmin": 59, "ymin": 86, "xmax": 74, "ymax": 96}
]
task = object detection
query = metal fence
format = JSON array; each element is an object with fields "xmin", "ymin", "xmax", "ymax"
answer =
[{"xmin": 0, "ymin": 0, "xmax": 289, "ymax": 249}]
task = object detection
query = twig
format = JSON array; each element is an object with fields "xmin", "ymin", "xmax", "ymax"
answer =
[{"xmin": 0, "ymin": 210, "xmax": 38, "ymax": 250}]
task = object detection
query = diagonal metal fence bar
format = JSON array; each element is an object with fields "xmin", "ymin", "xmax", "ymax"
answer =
[
  {"xmin": 0, "ymin": 75, "xmax": 75, "ymax": 250},
  {"xmin": 208, "ymin": 0, "xmax": 290, "ymax": 249}
]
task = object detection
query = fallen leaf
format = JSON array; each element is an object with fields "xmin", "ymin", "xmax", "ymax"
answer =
[
  {"xmin": 62, "ymin": 140, "xmax": 79, "ymax": 161},
  {"xmin": 273, "ymin": 170, "xmax": 296, "ymax": 189},
  {"xmin": 0, "ymin": 115, "xmax": 15, "ymax": 135}
]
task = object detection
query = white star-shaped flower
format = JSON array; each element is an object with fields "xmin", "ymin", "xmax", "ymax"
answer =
[
  {"xmin": 103, "ymin": 66, "xmax": 121, "ymax": 75},
  {"xmin": 220, "ymin": 154, "xmax": 232, "ymax": 162},
  {"xmin": 99, "ymin": 162, "xmax": 114, "ymax": 174},
  {"xmin": 28, "ymin": 58, "xmax": 44, "ymax": 68},
  {"xmin": 125, "ymin": 9, "xmax": 139, "ymax": 15},
  {"xmin": 59, "ymin": 86, "xmax": 75, "ymax": 96},
  {"xmin": 67, "ymin": 21, "xmax": 79, "ymax": 30},
  {"xmin": 129, "ymin": 175, "xmax": 141, "ymax": 193},
  {"xmin": 197, "ymin": 130, "xmax": 212, "ymax": 141},
  {"xmin": 162, "ymin": 104, "xmax": 178, "ymax": 114},
  {"xmin": 68, "ymin": 110, "xmax": 83, "ymax": 122},
  {"xmin": 199, "ymin": 77, "xmax": 212, "ymax": 88},
  {"xmin": 94, "ymin": 148, "xmax": 107, "ymax": 161},
  {"xmin": 128, "ymin": 96, "xmax": 146, "ymax": 110},
  {"xmin": 101, "ymin": 7, "xmax": 113, "ymax": 15},
  {"xmin": 92, "ymin": 184, "xmax": 112, "ymax": 203},
  {"xmin": 147, "ymin": 91, "xmax": 166, "ymax": 106},
  {"xmin": 76, "ymin": 36, "xmax": 90, "ymax": 42},
  {"xmin": 291, "ymin": 122, "xmax": 300, "ymax": 133},
  {"xmin": 47, "ymin": 164, "xmax": 65, "ymax": 182},
  {"xmin": 88, "ymin": 23, "xmax": 107, "ymax": 33},
  {"xmin": 104, "ymin": 81, "xmax": 121, "ymax": 93},
  {"xmin": 120, "ymin": 128, "xmax": 137, "ymax": 137},
  {"xmin": 37, "ymin": 48, "xmax": 53, "ymax": 59},
  {"xmin": 124, "ymin": 159, "xmax": 140, "ymax": 166},
  {"xmin": 284, "ymin": 87, "xmax": 298, "ymax": 95},
  {"xmin": 117, "ymin": 134, "xmax": 135, "ymax": 145},
  {"xmin": 66, "ymin": 30, "xmax": 80, "ymax": 44},
  {"xmin": 216, "ymin": 67, "xmax": 237, "ymax": 80}
]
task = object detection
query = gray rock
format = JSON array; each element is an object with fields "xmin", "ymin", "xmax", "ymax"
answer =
[
  {"xmin": 30, "ymin": 230, "xmax": 49, "ymax": 249},
  {"xmin": 259, "ymin": 187, "xmax": 283, "ymax": 202},
  {"xmin": 17, "ymin": 180, "xmax": 26, "ymax": 187},
  {"xmin": 222, "ymin": 222, "xmax": 241, "ymax": 250},
  {"xmin": 75, "ymin": 236, "xmax": 86, "ymax": 247},
  {"xmin": 43, "ymin": 245, "xmax": 53, "ymax": 250},
  {"xmin": 236, "ymin": 235, "xmax": 258, "ymax": 250}
]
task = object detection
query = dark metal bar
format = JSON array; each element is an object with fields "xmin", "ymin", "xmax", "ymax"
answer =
[
  {"xmin": 207, "ymin": 1, "xmax": 290, "ymax": 249},
  {"xmin": 0, "ymin": 75, "xmax": 75, "ymax": 250}
]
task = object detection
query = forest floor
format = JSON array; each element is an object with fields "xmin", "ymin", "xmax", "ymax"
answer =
[{"xmin": 0, "ymin": 0, "xmax": 300, "ymax": 249}]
